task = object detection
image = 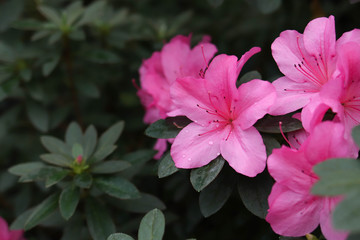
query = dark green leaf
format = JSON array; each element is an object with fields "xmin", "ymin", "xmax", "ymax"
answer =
[
  {"xmin": 254, "ymin": 113, "xmax": 303, "ymax": 133},
  {"xmin": 24, "ymin": 193, "xmax": 59, "ymax": 230},
  {"xmin": 81, "ymin": 48, "xmax": 120, "ymax": 64},
  {"xmin": 262, "ymin": 134, "xmax": 281, "ymax": 156},
  {"xmin": 94, "ymin": 176, "xmax": 140, "ymax": 199},
  {"xmin": 256, "ymin": 0, "xmax": 282, "ymax": 14},
  {"xmin": 72, "ymin": 143, "xmax": 83, "ymax": 159},
  {"xmin": 199, "ymin": 171, "xmax": 235, "ymax": 217},
  {"xmin": 107, "ymin": 233, "xmax": 135, "ymax": 240},
  {"xmin": 98, "ymin": 121, "xmax": 125, "ymax": 147},
  {"xmin": 65, "ymin": 122, "xmax": 83, "ymax": 146},
  {"xmin": 332, "ymin": 191, "xmax": 360, "ymax": 232},
  {"xmin": 145, "ymin": 118, "xmax": 184, "ymax": 139},
  {"xmin": 91, "ymin": 145, "xmax": 117, "ymax": 163},
  {"xmin": 74, "ymin": 172, "xmax": 93, "ymax": 189},
  {"xmin": 77, "ymin": 1, "xmax": 106, "ymax": 26},
  {"xmin": 347, "ymin": 233, "xmax": 360, "ymax": 240},
  {"xmin": 38, "ymin": 5, "xmax": 61, "ymax": 25},
  {"xmin": 10, "ymin": 208, "xmax": 34, "ymax": 230},
  {"xmin": 83, "ymin": 125, "xmax": 97, "ymax": 159},
  {"xmin": 40, "ymin": 153, "xmax": 72, "ymax": 167},
  {"xmin": 351, "ymin": 125, "xmax": 360, "ymax": 148},
  {"xmin": 238, "ymin": 70, "xmax": 262, "ymax": 86},
  {"xmin": 138, "ymin": 209, "xmax": 165, "ymax": 240},
  {"xmin": 76, "ymin": 80, "xmax": 100, "ymax": 98},
  {"xmin": 42, "ymin": 55, "xmax": 60, "ymax": 76},
  {"xmin": 8, "ymin": 162, "xmax": 45, "ymax": 176},
  {"xmin": 158, "ymin": 152, "xmax": 178, "ymax": 178},
  {"xmin": 238, "ymin": 171, "xmax": 274, "ymax": 219},
  {"xmin": 312, "ymin": 158, "xmax": 360, "ymax": 196},
  {"xmin": 113, "ymin": 193, "xmax": 166, "ymax": 213},
  {"xmin": 0, "ymin": 0, "xmax": 24, "ymax": 32},
  {"xmin": 91, "ymin": 160, "xmax": 131, "ymax": 174},
  {"xmin": 59, "ymin": 185, "xmax": 80, "ymax": 220},
  {"xmin": 41, "ymin": 136, "xmax": 71, "ymax": 156},
  {"xmin": 190, "ymin": 156, "xmax": 225, "ymax": 192},
  {"xmin": 45, "ymin": 169, "xmax": 69, "ymax": 187},
  {"xmin": 85, "ymin": 197, "xmax": 116, "ymax": 240},
  {"xmin": 12, "ymin": 19, "xmax": 43, "ymax": 30},
  {"xmin": 26, "ymin": 102, "xmax": 49, "ymax": 132}
]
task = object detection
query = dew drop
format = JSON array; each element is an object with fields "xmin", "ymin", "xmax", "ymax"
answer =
[
  {"xmin": 188, "ymin": 157, "xmax": 192, "ymax": 161},
  {"xmin": 185, "ymin": 130, "xmax": 189, "ymax": 133},
  {"xmin": 194, "ymin": 120, "xmax": 198, "ymax": 123},
  {"xmin": 216, "ymin": 152, "xmax": 220, "ymax": 156},
  {"xmin": 208, "ymin": 141, "xmax": 213, "ymax": 145},
  {"xmin": 182, "ymin": 154, "xmax": 186, "ymax": 158}
]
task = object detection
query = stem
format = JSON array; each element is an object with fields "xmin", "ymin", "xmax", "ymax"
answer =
[{"xmin": 62, "ymin": 35, "xmax": 83, "ymax": 126}]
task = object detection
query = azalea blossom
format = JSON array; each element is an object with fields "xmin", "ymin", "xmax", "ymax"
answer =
[
  {"xmin": 169, "ymin": 48, "xmax": 276, "ymax": 177},
  {"xmin": 137, "ymin": 34, "xmax": 217, "ymax": 158},
  {"xmin": 302, "ymin": 41, "xmax": 360, "ymax": 133},
  {"xmin": 269, "ymin": 15, "xmax": 359, "ymax": 115},
  {"xmin": 0, "ymin": 217, "xmax": 26, "ymax": 240},
  {"xmin": 266, "ymin": 122, "xmax": 358, "ymax": 240}
]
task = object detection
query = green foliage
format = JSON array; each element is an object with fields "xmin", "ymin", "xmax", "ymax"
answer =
[
  {"xmin": 158, "ymin": 152, "xmax": 179, "ymax": 178},
  {"xmin": 145, "ymin": 117, "xmax": 191, "ymax": 139}
]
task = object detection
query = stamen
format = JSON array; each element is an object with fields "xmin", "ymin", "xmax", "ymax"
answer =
[
  {"xmin": 132, "ymin": 78, "xmax": 140, "ymax": 90},
  {"xmin": 279, "ymin": 121, "xmax": 295, "ymax": 149},
  {"xmin": 201, "ymin": 45, "xmax": 209, "ymax": 69}
]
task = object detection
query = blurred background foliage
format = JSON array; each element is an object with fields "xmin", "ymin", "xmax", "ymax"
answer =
[{"xmin": 0, "ymin": 0, "xmax": 359, "ymax": 239}]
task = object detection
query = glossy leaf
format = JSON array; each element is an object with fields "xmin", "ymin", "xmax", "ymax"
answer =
[
  {"xmin": 24, "ymin": 193, "xmax": 59, "ymax": 230},
  {"xmin": 107, "ymin": 233, "xmax": 135, "ymax": 240},
  {"xmin": 158, "ymin": 152, "xmax": 178, "ymax": 178},
  {"xmin": 65, "ymin": 122, "xmax": 83, "ymax": 146},
  {"xmin": 94, "ymin": 176, "xmax": 140, "ymax": 200},
  {"xmin": 91, "ymin": 160, "xmax": 131, "ymax": 174},
  {"xmin": 190, "ymin": 156, "xmax": 225, "ymax": 192},
  {"xmin": 138, "ymin": 209, "xmax": 165, "ymax": 240},
  {"xmin": 45, "ymin": 168, "xmax": 69, "ymax": 187},
  {"xmin": 40, "ymin": 153, "xmax": 72, "ymax": 167},
  {"xmin": 83, "ymin": 125, "xmax": 97, "ymax": 159},
  {"xmin": 59, "ymin": 184, "xmax": 80, "ymax": 220},
  {"xmin": 74, "ymin": 172, "xmax": 93, "ymax": 189},
  {"xmin": 112, "ymin": 193, "xmax": 166, "ymax": 213},
  {"xmin": 8, "ymin": 162, "xmax": 45, "ymax": 176},
  {"xmin": 254, "ymin": 113, "xmax": 303, "ymax": 133},
  {"xmin": 41, "ymin": 136, "xmax": 71, "ymax": 156}
]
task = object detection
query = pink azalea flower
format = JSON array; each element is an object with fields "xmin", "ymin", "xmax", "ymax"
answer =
[
  {"xmin": 137, "ymin": 35, "xmax": 217, "ymax": 158},
  {"xmin": 269, "ymin": 15, "xmax": 360, "ymax": 116},
  {"xmin": 266, "ymin": 122, "xmax": 358, "ymax": 240},
  {"xmin": 302, "ymin": 41, "xmax": 360, "ymax": 133},
  {"xmin": 0, "ymin": 217, "xmax": 26, "ymax": 240},
  {"xmin": 169, "ymin": 48, "xmax": 276, "ymax": 177}
]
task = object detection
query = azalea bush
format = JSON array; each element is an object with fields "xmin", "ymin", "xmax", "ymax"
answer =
[{"xmin": 1, "ymin": 0, "xmax": 360, "ymax": 240}]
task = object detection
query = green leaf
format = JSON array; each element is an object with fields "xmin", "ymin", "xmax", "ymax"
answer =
[
  {"xmin": 42, "ymin": 55, "xmax": 60, "ymax": 76},
  {"xmin": 91, "ymin": 160, "xmax": 131, "ymax": 174},
  {"xmin": 0, "ymin": 0, "xmax": 24, "ymax": 32},
  {"xmin": 40, "ymin": 153, "xmax": 72, "ymax": 167},
  {"xmin": 8, "ymin": 162, "xmax": 45, "ymax": 176},
  {"xmin": 333, "ymin": 191, "xmax": 360, "ymax": 232},
  {"xmin": 199, "ymin": 172, "xmax": 234, "ymax": 217},
  {"xmin": 83, "ymin": 125, "xmax": 97, "ymax": 159},
  {"xmin": 107, "ymin": 233, "xmax": 135, "ymax": 240},
  {"xmin": 262, "ymin": 134, "xmax": 281, "ymax": 156},
  {"xmin": 72, "ymin": 143, "xmax": 83, "ymax": 159},
  {"xmin": 64, "ymin": 1, "xmax": 84, "ymax": 26},
  {"xmin": 26, "ymin": 102, "xmax": 49, "ymax": 132},
  {"xmin": 59, "ymin": 184, "xmax": 80, "ymax": 220},
  {"xmin": 238, "ymin": 70, "xmax": 262, "ymax": 86},
  {"xmin": 85, "ymin": 197, "xmax": 116, "ymax": 240},
  {"xmin": 158, "ymin": 152, "xmax": 178, "ymax": 178},
  {"xmin": 351, "ymin": 125, "xmax": 360, "ymax": 148},
  {"xmin": 45, "ymin": 168, "xmax": 69, "ymax": 187},
  {"xmin": 237, "ymin": 171, "xmax": 274, "ymax": 219},
  {"xmin": 65, "ymin": 122, "xmax": 83, "ymax": 146},
  {"xmin": 94, "ymin": 176, "xmax": 140, "ymax": 199},
  {"xmin": 10, "ymin": 208, "xmax": 34, "ymax": 230},
  {"xmin": 12, "ymin": 19, "xmax": 43, "ymax": 30},
  {"xmin": 81, "ymin": 48, "xmax": 120, "ymax": 64},
  {"xmin": 76, "ymin": 80, "xmax": 100, "ymax": 98},
  {"xmin": 91, "ymin": 145, "xmax": 117, "ymax": 163},
  {"xmin": 41, "ymin": 136, "xmax": 71, "ymax": 156},
  {"xmin": 312, "ymin": 158, "xmax": 360, "ymax": 196},
  {"xmin": 76, "ymin": 1, "xmax": 106, "ymax": 26},
  {"xmin": 112, "ymin": 193, "xmax": 166, "ymax": 213},
  {"xmin": 190, "ymin": 156, "xmax": 225, "ymax": 192},
  {"xmin": 74, "ymin": 172, "xmax": 92, "ymax": 189},
  {"xmin": 38, "ymin": 5, "xmax": 62, "ymax": 26},
  {"xmin": 145, "ymin": 117, "xmax": 191, "ymax": 139},
  {"xmin": 24, "ymin": 193, "xmax": 59, "ymax": 230},
  {"xmin": 138, "ymin": 209, "xmax": 165, "ymax": 240},
  {"xmin": 254, "ymin": 113, "xmax": 303, "ymax": 133}
]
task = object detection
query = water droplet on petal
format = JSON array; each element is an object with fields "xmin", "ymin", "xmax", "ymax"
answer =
[
  {"xmin": 185, "ymin": 130, "xmax": 189, "ymax": 133},
  {"xmin": 188, "ymin": 157, "xmax": 192, "ymax": 161},
  {"xmin": 208, "ymin": 141, "xmax": 213, "ymax": 145},
  {"xmin": 217, "ymin": 152, "xmax": 220, "ymax": 156},
  {"xmin": 182, "ymin": 154, "xmax": 186, "ymax": 158}
]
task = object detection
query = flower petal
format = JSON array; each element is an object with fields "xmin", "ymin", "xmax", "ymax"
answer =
[
  {"xmin": 187, "ymin": 42, "xmax": 217, "ymax": 76},
  {"xmin": 0, "ymin": 217, "xmax": 10, "ymax": 240},
  {"xmin": 170, "ymin": 123, "xmax": 223, "ymax": 169},
  {"xmin": 320, "ymin": 198, "xmax": 348, "ymax": 240},
  {"xmin": 266, "ymin": 183, "xmax": 322, "ymax": 237},
  {"xmin": 220, "ymin": 125, "xmax": 266, "ymax": 177},
  {"xmin": 269, "ymin": 76, "xmax": 318, "ymax": 115},
  {"xmin": 236, "ymin": 79, "xmax": 276, "ymax": 129},
  {"xmin": 337, "ymin": 29, "xmax": 360, "ymax": 46},
  {"xmin": 153, "ymin": 139, "xmax": 168, "ymax": 160},
  {"xmin": 236, "ymin": 47, "xmax": 261, "ymax": 74}
]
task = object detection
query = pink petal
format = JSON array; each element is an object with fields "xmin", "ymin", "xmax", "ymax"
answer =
[
  {"xmin": 170, "ymin": 123, "xmax": 224, "ymax": 169},
  {"xmin": 236, "ymin": 47, "xmax": 261, "ymax": 74},
  {"xmin": 303, "ymin": 15, "xmax": 336, "ymax": 71},
  {"xmin": 220, "ymin": 125, "xmax": 266, "ymax": 177},
  {"xmin": 153, "ymin": 139, "xmax": 168, "ymax": 160},
  {"xmin": 320, "ymin": 198, "xmax": 348, "ymax": 240},
  {"xmin": 186, "ymin": 42, "xmax": 217, "ymax": 76},
  {"xmin": 267, "ymin": 146, "xmax": 314, "ymax": 194},
  {"xmin": 266, "ymin": 183, "xmax": 322, "ymax": 237},
  {"xmin": 0, "ymin": 217, "xmax": 10, "ymax": 240},
  {"xmin": 236, "ymin": 79, "xmax": 276, "ymax": 129},
  {"xmin": 336, "ymin": 42, "xmax": 360, "ymax": 88},
  {"xmin": 269, "ymin": 76, "xmax": 319, "ymax": 115},
  {"xmin": 337, "ymin": 29, "xmax": 360, "ymax": 47},
  {"xmin": 287, "ymin": 129, "xmax": 309, "ymax": 150},
  {"xmin": 301, "ymin": 96, "xmax": 332, "ymax": 132},
  {"xmin": 170, "ymin": 76, "xmax": 214, "ymax": 124},
  {"xmin": 161, "ymin": 36, "xmax": 191, "ymax": 82},
  {"xmin": 9, "ymin": 230, "xmax": 25, "ymax": 240}
]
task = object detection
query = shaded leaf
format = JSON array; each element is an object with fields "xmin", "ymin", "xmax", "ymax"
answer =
[
  {"xmin": 26, "ymin": 102, "xmax": 49, "ymax": 132},
  {"xmin": 65, "ymin": 122, "xmax": 83, "ymax": 146},
  {"xmin": 145, "ymin": 117, "xmax": 191, "ymax": 139},
  {"xmin": 59, "ymin": 185, "xmax": 80, "ymax": 220},
  {"xmin": 40, "ymin": 153, "xmax": 72, "ymax": 167},
  {"xmin": 83, "ymin": 125, "xmax": 97, "ymax": 159},
  {"xmin": 254, "ymin": 113, "xmax": 303, "ymax": 133},
  {"xmin": 8, "ymin": 162, "xmax": 45, "ymax": 176},
  {"xmin": 41, "ymin": 136, "xmax": 71, "ymax": 156},
  {"xmin": 94, "ymin": 176, "xmax": 140, "ymax": 200},
  {"xmin": 45, "ymin": 168, "xmax": 69, "ymax": 187},
  {"xmin": 138, "ymin": 209, "xmax": 165, "ymax": 240},
  {"xmin": 112, "ymin": 193, "xmax": 166, "ymax": 213},
  {"xmin": 107, "ymin": 233, "xmax": 135, "ymax": 240},
  {"xmin": 158, "ymin": 152, "xmax": 178, "ymax": 178},
  {"xmin": 74, "ymin": 172, "xmax": 92, "ymax": 189},
  {"xmin": 38, "ymin": 5, "xmax": 61, "ymax": 25},
  {"xmin": 351, "ymin": 125, "xmax": 360, "ymax": 148},
  {"xmin": 91, "ymin": 160, "xmax": 131, "ymax": 174},
  {"xmin": 190, "ymin": 156, "xmax": 225, "ymax": 192}
]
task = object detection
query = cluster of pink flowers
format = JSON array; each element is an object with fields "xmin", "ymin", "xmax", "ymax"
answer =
[{"xmin": 137, "ymin": 15, "xmax": 360, "ymax": 240}]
